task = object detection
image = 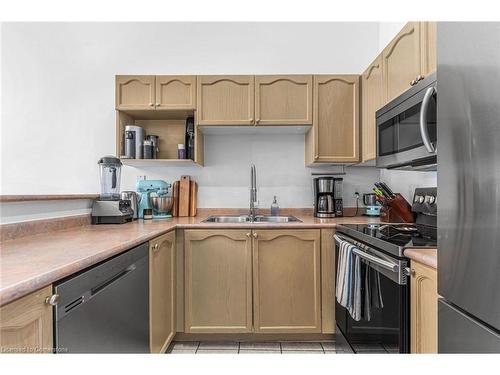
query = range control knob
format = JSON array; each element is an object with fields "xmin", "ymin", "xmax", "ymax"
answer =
[
  {"xmin": 415, "ymin": 195, "xmax": 425, "ymax": 204},
  {"xmin": 425, "ymin": 195, "xmax": 436, "ymax": 204}
]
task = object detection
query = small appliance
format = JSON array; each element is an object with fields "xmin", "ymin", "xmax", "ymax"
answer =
[
  {"xmin": 136, "ymin": 179, "xmax": 173, "ymax": 219},
  {"xmin": 91, "ymin": 156, "xmax": 133, "ymax": 224},
  {"xmin": 124, "ymin": 125, "xmax": 145, "ymax": 159},
  {"xmin": 334, "ymin": 187, "xmax": 437, "ymax": 353},
  {"xmin": 376, "ymin": 72, "xmax": 437, "ymax": 171},
  {"xmin": 146, "ymin": 135, "xmax": 159, "ymax": 159},
  {"xmin": 120, "ymin": 191, "xmax": 139, "ymax": 220},
  {"xmin": 185, "ymin": 116, "xmax": 195, "ymax": 160},
  {"xmin": 313, "ymin": 177, "xmax": 343, "ymax": 218},
  {"xmin": 363, "ymin": 193, "xmax": 381, "ymax": 216}
]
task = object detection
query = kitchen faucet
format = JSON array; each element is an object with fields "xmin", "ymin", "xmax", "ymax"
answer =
[{"xmin": 249, "ymin": 164, "xmax": 258, "ymax": 220}]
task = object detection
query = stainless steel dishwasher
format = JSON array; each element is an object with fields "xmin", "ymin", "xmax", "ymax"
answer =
[{"xmin": 54, "ymin": 242, "xmax": 149, "ymax": 353}]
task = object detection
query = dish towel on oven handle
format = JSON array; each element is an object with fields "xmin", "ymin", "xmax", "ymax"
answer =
[{"xmin": 334, "ymin": 234, "xmax": 383, "ymax": 322}]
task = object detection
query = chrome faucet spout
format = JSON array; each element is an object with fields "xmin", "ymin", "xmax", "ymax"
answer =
[{"xmin": 249, "ymin": 164, "xmax": 258, "ymax": 220}]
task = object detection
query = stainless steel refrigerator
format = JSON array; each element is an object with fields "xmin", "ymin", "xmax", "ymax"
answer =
[{"xmin": 438, "ymin": 22, "xmax": 500, "ymax": 353}]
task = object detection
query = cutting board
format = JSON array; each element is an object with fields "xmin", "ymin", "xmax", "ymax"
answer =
[
  {"xmin": 178, "ymin": 175, "xmax": 190, "ymax": 217},
  {"xmin": 189, "ymin": 181, "xmax": 198, "ymax": 217},
  {"xmin": 172, "ymin": 181, "xmax": 179, "ymax": 217}
]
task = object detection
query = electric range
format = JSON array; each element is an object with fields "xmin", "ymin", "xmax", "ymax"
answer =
[{"xmin": 334, "ymin": 187, "xmax": 437, "ymax": 354}]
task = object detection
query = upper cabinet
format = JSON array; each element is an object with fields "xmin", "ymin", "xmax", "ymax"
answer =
[
  {"xmin": 381, "ymin": 22, "xmax": 437, "ymax": 104},
  {"xmin": 116, "ymin": 75, "xmax": 156, "ymax": 110},
  {"xmin": 382, "ymin": 22, "xmax": 422, "ymax": 103},
  {"xmin": 197, "ymin": 75, "xmax": 255, "ymax": 126},
  {"xmin": 306, "ymin": 75, "xmax": 360, "ymax": 164},
  {"xmin": 155, "ymin": 75, "xmax": 196, "ymax": 109},
  {"xmin": 255, "ymin": 75, "xmax": 313, "ymax": 125},
  {"xmin": 361, "ymin": 55, "xmax": 383, "ymax": 162},
  {"xmin": 116, "ymin": 75, "xmax": 196, "ymax": 111},
  {"xmin": 421, "ymin": 22, "xmax": 437, "ymax": 77}
]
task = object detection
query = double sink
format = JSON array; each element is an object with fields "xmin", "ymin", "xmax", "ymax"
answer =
[{"xmin": 203, "ymin": 215, "xmax": 302, "ymax": 224}]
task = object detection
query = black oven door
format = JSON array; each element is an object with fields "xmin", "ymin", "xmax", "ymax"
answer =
[
  {"xmin": 335, "ymin": 242, "xmax": 410, "ymax": 353},
  {"xmin": 376, "ymin": 74, "xmax": 437, "ymax": 170}
]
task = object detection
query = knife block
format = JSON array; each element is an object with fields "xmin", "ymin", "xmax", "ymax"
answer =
[{"xmin": 384, "ymin": 193, "xmax": 415, "ymax": 223}]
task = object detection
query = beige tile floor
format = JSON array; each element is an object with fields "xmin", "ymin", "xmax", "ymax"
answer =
[
  {"xmin": 168, "ymin": 341, "xmax": 335, "ymax": 354},
  {"xmin": 167, "ymin": 340, "xmax": 398, "ymax": 354}
]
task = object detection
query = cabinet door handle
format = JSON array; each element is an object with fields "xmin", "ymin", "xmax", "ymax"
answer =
[
  {"xmin": 246, "ymin": 232, "xmax": 251, "ymax": 238},
  {"xmin": 153, "ymin": 243, "xmax": 160, "ymax": 252},
  {"xmin": 252, "ymin": 232, "xmax": 258, "ymax": 238},
  {"xmin": 314, "ymin": 154, "xmax": 319, "ymax": 160},
  {"xmin": 410, "ymin": 269, "xmax": 416, "ymax": 277},
  {"xmin": 256, "ymin": 118, "xmax": 260, "ymax": 124},
  {"xmin": 45, "ymin": 294, "xmax": 60, "ymax": 306},
  {"xmin": 149, "ymin": 103, "xmax": 154, "ymax": 107},
  {"xmin": 155, "ymin": 103, "xmax": 160, "ymax": 107}
]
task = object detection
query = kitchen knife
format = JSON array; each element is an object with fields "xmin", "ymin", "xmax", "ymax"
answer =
[
  {"xmin": 374, "ymin": 182, "xmax": 391, "ymax": 199},
  {"xmin": 379, "ymin": 181, "xmax": 396, "ymax": 198}
]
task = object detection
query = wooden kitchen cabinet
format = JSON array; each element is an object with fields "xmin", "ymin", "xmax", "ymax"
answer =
[
  {"xmin": 252, "ymin": 229, "xmax": 321, "ymax": 333},
  {"xmin": 149, "ymin": 231, "xmax": 176, "ymax": 353},
  {"xmin": 184, "ymin": 230, "xmax": 253, "ymax": 333},
  {"xmin": 116, "ymin": 75, "xmax": 156, "ymax": 110},
  {"xmin": 361, "ymin": 55, "xmax": 383, "ymax": 162},
  {"xmin": 305, "ymin": 75, "xmax": 360, "ymax": 164},
  {"xmin": 382, "ymin": 22, "xmax": 422, "ymax": 103},
  {"xmin": 197, "ymin": 75, "xmax": 255, "ymax": 125},
  {"xmin": 0, "ymin": 285, "xmax": 53, "ymax": 354},
  {"xmin": 155, "ymin": 75, "xmax": 196, "ymax": 109},
  {"xmin": 410, "ymin": 261, "xmax": 438, "ymax": 353},
  {"xmin": 421, "ymin": 22, "xmax": 437, "ymax": 77},
  {"xmin": 255, "ymin": 75, "xmax": 313, "ymax": 125}
]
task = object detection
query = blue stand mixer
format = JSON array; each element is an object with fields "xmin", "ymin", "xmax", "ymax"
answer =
[{"xmin": 136, "ymin": 180, "xmax": 173, "ymax": 219}]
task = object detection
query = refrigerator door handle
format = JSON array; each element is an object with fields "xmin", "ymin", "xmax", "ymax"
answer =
[{"xmin": 419, "ymin": 86, "xmax": 437, "ymax": 153}]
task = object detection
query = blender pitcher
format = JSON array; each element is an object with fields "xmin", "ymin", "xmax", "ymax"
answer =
[{"xmin": 98, "ymin": 156, "xmax": 122, "ymax": 200}]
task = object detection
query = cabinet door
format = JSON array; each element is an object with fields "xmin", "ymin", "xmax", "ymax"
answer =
[
  {"xmin": 197, "ymin": 75, "xmax": 254, "ymax": 125},
  {"xmin": 255, "ymin": 75, "xmax": 313, "ymax": 125},
  {"xmin": 0, "ymin": 285, "xmax": 53, "ymax": 353},
  {"xmin": 382, "ymin": 22, "xmax": 422, "ymax": 102},
  {"xmin": 307, "ymin": 75, "xmax": 360, "ymax": 163},
  {"xmin": 361, "ymin": 55, "xmax": 383, "ymax": 162},
  {"xmin": 149, "ymin": 231, "xmax": 176, "ymax": 353},
  {"xmin": 184, "ymin": 230, "xmax": 253, "ymax": 333},
  {"xmin": 155, "ymin": 75, "xmax": 196, "ymax": 109},
  {"xmin": 253, "ymin": 229, "xmax": 321, "ymax": 333},
  {"xmin": 410, "ymin": 261, "xmax": 438, "ymax": 353},
  {"xmin": 421, "ymin": 22, "xmax": 437, "ymax": 76},
  {"xmin": 115, "ymin": 75, "xmax": 156, "ymax": 110}
]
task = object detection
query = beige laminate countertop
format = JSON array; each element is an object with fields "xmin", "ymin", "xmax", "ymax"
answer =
[
  {"xmin": 404, "ymin": 248, "xmax": 437, "ymax": 270},
  {"xmin": 0, "ymin": 213, "xmax": 378, "ymax": 306}
]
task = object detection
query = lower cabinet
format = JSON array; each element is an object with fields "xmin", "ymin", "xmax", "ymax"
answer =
[
  {"xmin": 410, "ymin": 261, "xmax": 438, "ymax": 353},
  {"xmin": 184, "ymin": 230, "xmax": 253, "ymax": 333},
  {"xmin": 183, "ymin": 229, "xmax": 322, "ymax": 334},
  {"xmin": 149, "ymin": 231, "xmax": 176, "ymax": 353},
  {"xmin": 253, "ymin": 229, "xmax": 322, "ymax": 333},
  {"xmin": 0, "ymin": 285, "xmax": 53, "ymax": 354}
]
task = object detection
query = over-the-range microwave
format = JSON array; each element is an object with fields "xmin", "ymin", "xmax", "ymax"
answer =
[{"xmin": 376, "ymin": 72, "xmax": 437, "ymax": 171}]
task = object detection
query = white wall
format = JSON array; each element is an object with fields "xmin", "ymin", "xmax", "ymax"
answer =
[
  {"xmin": 378, "ymin": 22, "xmax": 407, "ymax": 51},
  {"xmin": 1, "ymin": 22, "xmax": 381, "ymax": 207}
]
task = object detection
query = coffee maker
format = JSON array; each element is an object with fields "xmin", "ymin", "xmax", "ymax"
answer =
[
  {"xmin": 91, "ymin": 156, "xmax": 133, "ymax": 224},
  {"xmin": 313, "ymin": 177, "xmax": 343, "ymax": 218}
]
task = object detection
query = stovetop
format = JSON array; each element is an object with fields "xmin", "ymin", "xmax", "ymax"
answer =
[{"xmin": 336, "ymin": 223, "xmax": 437, "ymax": 258}]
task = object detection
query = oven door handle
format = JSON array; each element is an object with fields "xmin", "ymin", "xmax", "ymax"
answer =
[
  {"xmin": 419, "ymin": 86, "xmax": 436, "ymax": 153},
  {"xmin": 334, "ymin": 234, "xmax": 399, "ymax": 273}
]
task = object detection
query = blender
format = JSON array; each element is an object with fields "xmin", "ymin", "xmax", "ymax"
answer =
[{"xmin": 91, "ymin": 156, "xmax": 133, "ymax": 224}]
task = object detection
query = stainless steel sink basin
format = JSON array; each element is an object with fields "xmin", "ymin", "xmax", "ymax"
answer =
[
  {"xmin": 253, "ymin": 215, "xmax": 302, "ymax": 223},
  {"xmin": 202, "ymin": 215, "xmax": 251, "ymax": 223},
  {"xmin": 202, "ymin": 215, "xmax": 302, "ymax": 224}
]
